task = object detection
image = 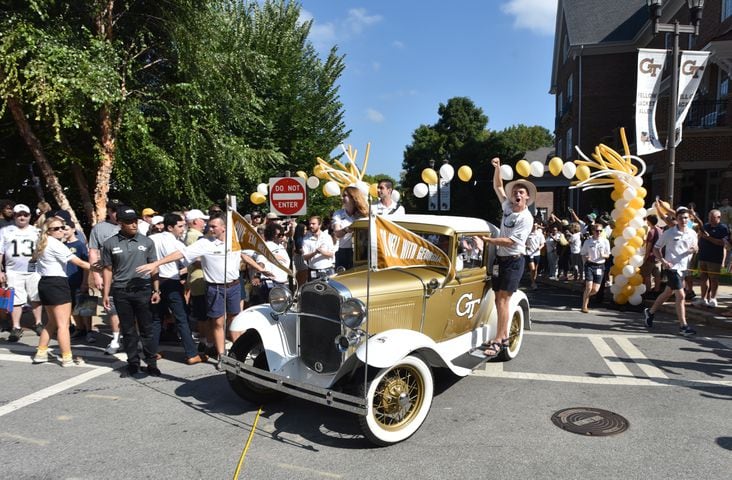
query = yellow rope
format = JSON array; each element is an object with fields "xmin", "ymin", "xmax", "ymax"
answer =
[{"xmin": 232, "ymin": 406, "xmax": 263, "ymax": 480}]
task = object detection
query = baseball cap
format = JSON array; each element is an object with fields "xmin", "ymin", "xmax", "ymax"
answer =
[
  {"xmin": 116, "ymin": 206, "xmax": 138, "ymax": 223},
  {"xmin": 151, "ymin": 215, "xmax": 164, "ymax": 225},
  {"xmin": 185, "ymin": 209, "xmax": 209, "ymax": 222},
  {"xmin": 266, "ymin": 212, "xmax": 279, "ymax": 220},
  {"xmin": 13, "ymin": 204, "xmax": 31, "ymax": 214},
  {"xmin": 142, "ymin": 208, "xmax": 158, "ymax": 217}
]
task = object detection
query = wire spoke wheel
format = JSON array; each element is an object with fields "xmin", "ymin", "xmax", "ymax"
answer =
[{"xmin": 499, "ymin": 305, "xmax": 525, "ymax": 361}]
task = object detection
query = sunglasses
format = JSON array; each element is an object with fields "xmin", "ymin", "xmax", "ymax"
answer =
[
  {"xmin": 15, "ymin": 212, "xmax": 30, "ymax": 217},
  {"xmin": 49, "ymin": 226, "xmax": 65, "ymax": 232}
]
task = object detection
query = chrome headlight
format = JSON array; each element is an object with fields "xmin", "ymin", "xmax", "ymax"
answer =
[
  {"xmin": 339, "ymin": 298, "xmax": 366, "ymax": 329},
  {"xmin": 269, "ymin": 286, "xmax": 293, "ymax": 314}
]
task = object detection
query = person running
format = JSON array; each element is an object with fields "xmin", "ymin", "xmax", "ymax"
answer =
[
  {"xmin": 32, "ymin": 217, "xmax": 92, "ymax": 366},
  {"xmin": 579, "ymin": 224, "xmax": 611, "ymax": 313},
  {"xmin": 479, "ymin": 157, "xmax": 534, "ymax": 357},
  {"xmin": 643, "ymin": 206, "xmax": 699, "ymax": 336},
  {"xmin": 525, "ymin": 223, "xmax": 545, "ymax": 290}
]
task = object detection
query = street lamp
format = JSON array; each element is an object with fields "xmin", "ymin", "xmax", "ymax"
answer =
[{"xmin": 646, "ymin": 0, "xmax": 704, "ymax": 206}]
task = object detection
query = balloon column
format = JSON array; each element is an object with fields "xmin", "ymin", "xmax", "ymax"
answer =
[
  {"xmin": 412, "ymin": 163, "xmax": 474, "ymax": 200},
  {"xmin": 570, "ymin": 127, "xmax": 648, "ymax": 306}
]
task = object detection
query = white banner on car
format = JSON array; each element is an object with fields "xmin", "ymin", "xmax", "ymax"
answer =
[
  {"xmin": 635, "ymin": 48, "xmax": 668, "ymax": 155},
  {"xmin": 674, "ymin": 50, "xmax": 711, "ymax": 147}
]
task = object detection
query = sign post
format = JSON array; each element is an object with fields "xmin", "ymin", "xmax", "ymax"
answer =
[{"xmin": 269, "ymin": 177, "xmax": 307, "ymax": 217}]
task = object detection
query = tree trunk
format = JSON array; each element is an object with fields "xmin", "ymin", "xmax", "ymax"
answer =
[
  {"xmin": 70, "ymin": 162, "xmax": 96, "ymax": 225},
  {"xmin": 4, "ymin": 93, "xmax": 82, "ymax": 229}
]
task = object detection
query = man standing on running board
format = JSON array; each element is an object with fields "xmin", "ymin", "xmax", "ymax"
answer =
[
  {"xmin": 480, "ymin": 157, "xmax": 535, "ymax": 356},
  {"xmin": 644, "ymin": 206, "xmax": 699, "ymax": 336}
]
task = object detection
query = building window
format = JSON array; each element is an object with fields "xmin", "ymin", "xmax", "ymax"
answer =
[
  {"xmin": 724, "ymin": 0, "xmax": 732, "ymax": 20},
  {"xmin": 566, "ymin": 127, "xmax": 573, "ymax": 157},
  {"xmin": 567, "ymin": 74, "xmax": 574, "ymax": 103},
  {"xmin": 557, "ymin": 91, "xmax": 563, "ymax": 115},
  {"xmin": 720, "ymin": 71, "xmax": 729, "ymax": 99}
]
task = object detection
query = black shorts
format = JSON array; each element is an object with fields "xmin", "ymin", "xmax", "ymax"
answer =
[
  {"xmin": 666, "ymin": 270, "xmax": 683, "ymax": 290},
  {"xmin": 38, "ymin": 276, "xmax": 72, "ymax": 306},
  {"xmin": 492, "ymin": 256, "xmax": 525, "ymax": 293},
  {"xmin": 584, "ymin": 263, "xmax": 605, "ymax": 284}
]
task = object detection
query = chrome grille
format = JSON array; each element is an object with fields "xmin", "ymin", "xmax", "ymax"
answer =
[{"xmin": 299, "ymin": 280, "xmax": 343, "ymax": 373}]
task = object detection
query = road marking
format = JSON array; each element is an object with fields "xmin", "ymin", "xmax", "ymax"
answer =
[
  {"xmin": 470, "ymin": 369, "xmax": 732, "ymax": 387},
  {"xmin": 275, "ymin": 463, "xmax": 342, "ymax": 479},
  {"xmin": 614, "ymin": 337, "xmax": 669, "ymax": 379},
  {"xmin": 85, "ymin": 394, "xmax": 121, "ymax": 401},
  {"xmin": 588, "ymin": 337, "xmax": 633, "ymax": 377},
  {"xmin": 0, "ymin": 366, "xmax": 116, "ymax": 418},
  {"xmin": 0, "ymin": 432, "xmax": 49, "ymax": 446}
]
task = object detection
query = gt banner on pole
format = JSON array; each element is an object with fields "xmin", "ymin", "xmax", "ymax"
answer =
[
  {"xmin": 227, "ymin": 208, "xmax": 293, "ymax": 277},
  {"xmin": 674, "ymin": 50, "xmax": 711, "ymax": 147},
  {"xmin": 369, "ymin": 215, "xmax": 454, "ymax": 285},
  {"xmin": 635, "ymin": 48, "xmax": 668, "ymax": 155}
]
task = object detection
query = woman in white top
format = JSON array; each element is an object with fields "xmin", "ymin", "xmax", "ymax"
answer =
[
  {"xmin": 32, "ymin": 217, "xmax": 91, "ymax": 366},
  {"xmin": 568, "ymin": 222, "xmax": 583, "ymax": 281},
  {"xmin": 332, "ymin": 186, "xmax": 369, "ymax": 270}
]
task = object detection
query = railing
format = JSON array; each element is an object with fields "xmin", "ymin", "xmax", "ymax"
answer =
[{"xmin": 685, "ymin": 99, "xmax": 727, "ymax": 128}]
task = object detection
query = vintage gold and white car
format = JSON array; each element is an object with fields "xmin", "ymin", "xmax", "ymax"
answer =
[{"xmin": 222, "ymin": 214, "xmax": 531, "ymax": 446}]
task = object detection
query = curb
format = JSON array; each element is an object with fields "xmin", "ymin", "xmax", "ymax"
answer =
[{"xmin": 535, "ymin": 277, "xmax": 732, "ymax": 331}]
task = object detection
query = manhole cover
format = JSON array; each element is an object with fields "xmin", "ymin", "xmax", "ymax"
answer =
[{"xmin": 551, "ymin": 407, "xmax": 629, "ymax": 436}]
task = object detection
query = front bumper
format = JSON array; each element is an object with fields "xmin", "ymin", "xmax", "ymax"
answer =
[{"xmin": 220, "ymin": 355, "xmax": 368, "ymax": 415}]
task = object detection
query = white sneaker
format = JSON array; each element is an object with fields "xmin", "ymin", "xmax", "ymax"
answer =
[
  {"xmin": 105, "ymin": 340, "xmax": 120, "ymax": 355},
  {"xmin": 61, "ymin": 356, "xmax": 85, "ymax": 367},
  {"xmin": 708, "ymin": 298, "xmax": 718, "ymax": 308},
  {"xmin": 692, "ymin": 298, "xmax": 708, "ymax": 307},
  {"xmin": 32, "ymin": 350, "xmax": 49, "ymax": 364}
]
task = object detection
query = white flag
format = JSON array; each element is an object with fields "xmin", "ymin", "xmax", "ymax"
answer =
[
  {"xmin": 635, "ymin": 49, "xmax": 668, "ymax": 155},
  {"xmin": 674, "ymin": 50, "xmax": 711, "ymax": 147}
]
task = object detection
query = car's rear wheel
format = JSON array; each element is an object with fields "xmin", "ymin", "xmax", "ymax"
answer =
[
  {"xmin": 358, "ymin": 355, "xmax": 433, "ymax": 446},
  {"xmin": 227, "ymin": 331, "xmax": 283, "ymax": 404},
  {"xmin": 499, "ymin": 304, "xmax": 525, "ymax": 361}
]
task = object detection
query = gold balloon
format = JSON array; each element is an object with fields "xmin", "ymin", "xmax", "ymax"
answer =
[
  {"xmin": 636, "ymin": 186, "xmax": 647, "ymax": 199},
  {"xmin": 515, "ymin": 160, "xmax": 531, "ymax": 178},
  {"xmin": 457, "ymin": 165, "xmax": 473, "ymax": 182},
  {"xmin": 576, "ymin": 165, "xmax": 591, "ymax": 181},
  {"xmin": 369, "ymin": 183, "xmax": 378, "ymax": 197},
  {"xmin": 314, "ymin": 164, "xmax": 327, "ymax": 179},
  {"xmin": 250, "ymin": 192, "xmax": 266, "ymax": 205},
  {"xmin": 548, "ymin": 157, "xmax": 563, "ymax": 176},
  {"xmin": 421, "ymin": 168, "xmax": 438, "ymax": 185},
  {"xmin": 628, "ymin": 197, "xmax": 644, "ymax": 209},
  {"xmin": 296, "ymin": 170, "xmax": 308, "ymax": 180},
  {"xmin": 610, "ymin": 189, "xmax": 622, "ymax": 202}
]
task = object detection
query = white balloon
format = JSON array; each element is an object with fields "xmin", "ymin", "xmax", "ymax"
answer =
[
  {"xmin": 636, "ymin": 284, "xmax": 647, "ymax": 295},
  {"xmin": 413, "ymin": 183, "xmax": 428, "ymax": 198},
  {"xmin": 622, "ymin": 227, "xmax": 636, "ymax": 239},
  {"xmin": 256, "ymin": 183, "xmax": 268, "ymax": 195},
  {"xmin": 637, "ymin": 207, "xmax": 647, "ymax": 218},
  {"xmin": 630, "ymin": 176, "xmax": 643, "ymax": 188},
  {"xmin": 630, "ymin": 217, "xmax": 644, "ymax": 230},
  {"xmin": 629, "ymin": 294, "xmax": 643, "ymax": 306},
  {"xmin": 615, "ymin": 199, "xmax": 628, "ymax": 210},
  {"xmin": 623, "ymin": 188, "xmax": 637, "ymax": 201},
  {"xmin": 355, "ymin": 181, "xmax": 370, "ymax": 196},
  {"xmin": 610, "ymin": 283, "xmax": 622, "ymax": 295},
  {"xmin": 629, "ymin": 255, "xmax": 644, "ymax": 268},
  {"xmin": 614, "ymin": 275, "xmax": 628, "ymax": 287},
  {"xmin": 622, "ymin": 264, "xmax": 635, "ymax": 277},
  {"xmin": 391, "ymin": 190, "xmax": 401, "ymax": 203},
  {"xmin": 562, "ymin": 162, "xmax": 576, "ymax": 179},
  {"xmin": 500, "ymin": 164, "xmax": 514, "ymax": 181},
  {"xmin": 530, "ymin": 161, "xmax": 544, "ymax": 177},
  {"xmin": 611, "ymin": 245, "xmax": 621, "ymax": 257},
  {"xmin": 610, "ymin": 208, "xmax": 620, "ymax": 219},
  {"xmin": 306, "ymin": 176, "xmax": 320, "ymax": 189},
  {"xmin": 439, "ymin": 163, "xmax": 455, "ymax": 182},
  {"xmin": 324, "ymin": 181, "xmax": 341, "ymax": 197}
]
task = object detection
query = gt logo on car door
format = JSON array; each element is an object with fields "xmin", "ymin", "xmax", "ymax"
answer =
[{"xmin": 456, "ymin": 292, "xmax": 481, "ymax": 319}]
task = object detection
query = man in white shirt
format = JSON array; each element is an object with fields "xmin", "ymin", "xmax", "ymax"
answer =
[
  {"xmin": 370, "ymin": 179, "xmax": 405, "ymax": 216},
  {"xmin": 302, "ymin": 215, "xmax": 335, "ymax": 279},
  {"xmin": 644, "ymin": 206, "xmax": 699, "ymax": 335},
  {"xmin": 479, "ymin": 158, "xmax": 535, "ymax": 357},
  {"xmin": 150, "ymin": 213, "xmax": 206, "ymax": 365},
  {"xmin": 0, "ymin": 204, "xmax": 43, "ymax": 340},
  {"xmin": 579, "ymin": 224, "xmax": 611, "ymax": 313}
]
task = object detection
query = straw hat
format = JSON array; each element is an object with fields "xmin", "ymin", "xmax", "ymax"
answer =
[{"xmin": 504, "ymin": 179, "xmax": 537, "ymax": 206}]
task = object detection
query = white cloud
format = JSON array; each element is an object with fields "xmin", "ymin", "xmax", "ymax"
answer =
[
  {"xmin": 501, "ymin": 0, "xmax": 557, "ymax": 36},
  {"xmin": 392, "ymin": 40, "xmax": 405, "ymax": 49},
  {"xmin": 372, "ymin": 61, "xmax": 381, "ymax": 72},
  {"xmin": 300, "ymin": 9, "xmax": 336, "ymax": 46},
  {"xmin": 366, "ymin": 108, "xmax": 385, "ymax": 123},
  {"xmin": 345, "ymin": 8, "xmax": 382, "ymax": 35}
]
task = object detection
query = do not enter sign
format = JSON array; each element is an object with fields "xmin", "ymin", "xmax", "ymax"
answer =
[{"xmin": 269, "ymin": 177, "xmax": 307, "ymax": 216}]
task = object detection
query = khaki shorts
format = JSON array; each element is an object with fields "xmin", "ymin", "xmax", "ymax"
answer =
[
  {"xmin": 6, "ymin": 271, "xmax": 40, "ymax": 305},
  {"xmin": 698, "ymin": 260, "xmax": 721, "ymax": 276},
  {"xmin": 640, "ymin": 258, "xmax": 661, "ymax": 277}
]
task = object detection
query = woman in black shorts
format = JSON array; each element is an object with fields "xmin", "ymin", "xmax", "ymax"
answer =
[{"xmin": 32, "ymin": 217, "xmax": 91, "ymax": 366}]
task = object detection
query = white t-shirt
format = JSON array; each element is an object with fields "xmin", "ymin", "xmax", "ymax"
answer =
[
  {"xmin": 264, "ymin": 240, "xmax": 290, "ymax": 283},
  {"xmin": 0, "ymin": 225, "xmax": 40, "ymax": 272},
  {"xmin": 151, "ymin": 231, "xmax": 188, "ymax": 279},
  {"xmin": 525, "ymin": 230, "xmax": 545, "ymax": 257},
  {"xmin": 37, "ymin": 236, "xmax": 74, "ymax": 277},
  {"xmin": 497, "ymin": 200, "xmax": 533, "ymax": 257},
  {"xmin": 331, "ymin": 208, "xmax": 355, "ymax": 248},
  {"xmin": 569, "ymin": 232, "xmax": 582, "ymax": 254},
  {"xmin": 370, "ymin": 201, "xmax": 405, "ymax": 216},
  {"xmin": 302, "ymin": 231, "xmax": 335, "ymax": 269},
  {"xmin": 655, "ymin": 226, "xmax": 698, "ymax": 272},
  {"xmin": 182, "ymin": 237, "xmax": 241, "ymax": 284},
  {"xmin": 580, "ymin": 236, "xmax": 611, "ymax": 264}
]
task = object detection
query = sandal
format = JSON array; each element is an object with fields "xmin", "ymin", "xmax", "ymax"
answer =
[{"xmin": 479, "ymin": 339, "xmax": 509, "ymax": 357}]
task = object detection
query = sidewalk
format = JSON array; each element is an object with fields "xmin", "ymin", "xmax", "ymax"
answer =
[{"xmin": 536, "ymin": 276, "xmax": 732, "ymax": 331}]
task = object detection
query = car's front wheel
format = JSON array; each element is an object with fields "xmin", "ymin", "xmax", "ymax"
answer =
[
  {"xmin": 358, "ymin": 355, "xmax": 433, "ymax": 446},
  {"xmin": 499, "ymin": 304, "xmax": 525, "ymax": 361},
  {"xmin": 226, "ymin": 331, "xmax": 283, "ymax": 404}
]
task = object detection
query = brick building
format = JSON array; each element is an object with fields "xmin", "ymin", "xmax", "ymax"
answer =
[{"xmin": 550, "ymin": 0, "xmax": 732, "ymax": 216}]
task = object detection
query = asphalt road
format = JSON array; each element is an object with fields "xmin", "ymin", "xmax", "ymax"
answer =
[{"xmin": 1, "ymin": 285, "xmax": 731, "ymax": 480}]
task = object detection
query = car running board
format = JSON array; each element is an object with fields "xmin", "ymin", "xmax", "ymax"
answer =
[{"xmin": 450, "ymin": 348, "xmax": 497, "ymax": 370}]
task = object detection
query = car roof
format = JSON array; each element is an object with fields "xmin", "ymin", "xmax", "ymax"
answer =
[{"xmin": 355, "ymin": 214, "xmax": 493, "ymax": 233}]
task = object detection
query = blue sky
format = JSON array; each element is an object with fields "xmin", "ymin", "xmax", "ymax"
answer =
[{"xmin": 299, "ymin": 0, "xmax": 558, "ymax": 180}]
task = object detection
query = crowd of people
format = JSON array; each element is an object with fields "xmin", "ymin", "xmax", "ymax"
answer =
[{"xmin": 0, "ymin": 179, "xmax": 405, "ymax": 375}]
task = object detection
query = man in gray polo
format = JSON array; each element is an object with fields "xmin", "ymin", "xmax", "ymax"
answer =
[{"xmin": 102, "ymin": 207, "xmax": 161, "ymax": 376}]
